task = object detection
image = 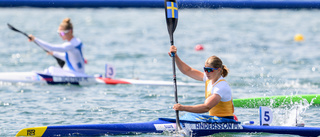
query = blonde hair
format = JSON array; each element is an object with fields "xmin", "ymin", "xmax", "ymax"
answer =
[
  {"xmin": 205, "ymin": 55, "xmax": 229, "ymax": 77},
  {"xmin": 60, "ymin": 18, "xmax": 73, "ymax": 30}
]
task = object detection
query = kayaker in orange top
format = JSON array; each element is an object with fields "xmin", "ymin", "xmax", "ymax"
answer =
[{"xmin": 169, "ymin": 45, "xmax": 234, "ymax": 119}]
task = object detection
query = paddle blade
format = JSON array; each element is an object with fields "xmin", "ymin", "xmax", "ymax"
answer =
[
  {"xmin": 7, "ymin": 23, "xmax": 19, "ymax": 32},
  {"xmin": 165, "ymin": 0, "xmax": 178, "ymax": 45},
  {"xmin": 7, "ymin": 23, "xmax": 30, "ymax": 38}
]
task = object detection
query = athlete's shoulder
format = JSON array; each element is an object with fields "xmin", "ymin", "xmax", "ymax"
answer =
[
  {"xmin": 70, "ymin": 37, "xmax": 82, "ymax": 46},
  {"xmin": 212, "ymin": 77, "xmax": 228, "ymax": 88},
  {"xmin": 216, "ymin": 79, "xmax": 231, "ymax": 89}
]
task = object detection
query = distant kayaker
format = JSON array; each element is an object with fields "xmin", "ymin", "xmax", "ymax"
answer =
[
  {"xmin": 169, "ymin": 45, "xmax": 234, "ymax": 119},
  {"xmin": 28, "ymin": 18, "xmax": 86, "ymax": 76}
]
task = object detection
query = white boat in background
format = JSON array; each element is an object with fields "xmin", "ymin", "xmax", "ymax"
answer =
[{"xmin": 0, "ymin": 71, "xmax": 203, "ymax": 86}]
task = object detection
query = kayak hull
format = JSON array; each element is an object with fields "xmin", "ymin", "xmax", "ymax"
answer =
[
  {"xmin": 16, "ymin": 118, "xmax": 320, "ymax": 137},
  {"xmin": 0, "ymin": 72, "xmax": 45, "ymax": 84},
  {"xmin": 16, "ymin": 119, "xmax": 172, "ymax": 136},
  {"xmin": 0, "ymin": 72, "xmax": 203, "ymax": 86}
]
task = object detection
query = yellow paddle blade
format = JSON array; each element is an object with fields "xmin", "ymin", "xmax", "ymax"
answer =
[{"xmin": 16, "ymin": 126, "xmax": 47, "ymax": 137}]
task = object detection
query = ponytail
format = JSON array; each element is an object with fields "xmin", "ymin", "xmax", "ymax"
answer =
[{"xmin": 221, "ymin": 65, "xmax": 229, "ymax": 77}]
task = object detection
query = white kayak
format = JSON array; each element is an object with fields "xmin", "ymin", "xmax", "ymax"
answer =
[{"xmin": 0, "ymin": 72, "xmax": 203, "ymax": 86}]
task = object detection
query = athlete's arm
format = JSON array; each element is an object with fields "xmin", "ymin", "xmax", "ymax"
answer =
[
  {"xmin": 34, "ymin": 38, "xmax": 74, "ymax": 52},
  {"xmin": 169, "ymin": 45, "xmax": 204, "ymax": 81},
  {"xmin": 52, "ymin": 52, "xmax": 65, "ymax": 61},
  {"xmin": 173, "ymin": 94, "xmax": 221, "ymax": 113}
]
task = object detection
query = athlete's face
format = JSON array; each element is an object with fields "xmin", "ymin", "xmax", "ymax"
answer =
[
  {"xmin": 204, "ymin": 63, "xmax": 221, "ymax": 80},
  {"xmin": 57, "ymin": 26, "xmax": 71, "ymax": 40}
]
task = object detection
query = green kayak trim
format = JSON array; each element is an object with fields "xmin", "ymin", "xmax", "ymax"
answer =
[{"xmin": 233, "ymin": 94, "xmax": 320, "ymax": 108}]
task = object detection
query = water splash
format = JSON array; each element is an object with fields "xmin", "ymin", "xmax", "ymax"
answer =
[{"xmin": 271, "ymin": 101, "xmax": 310, "ymax": 126}]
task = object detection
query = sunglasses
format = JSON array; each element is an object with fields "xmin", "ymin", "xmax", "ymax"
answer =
[
  {"xmin": 203, "ymin": 67, "xmax": 219, "ymax": 73},
  {"xmin": 57, "ymin": 29, "xmax": 70, "ymax": 36}
]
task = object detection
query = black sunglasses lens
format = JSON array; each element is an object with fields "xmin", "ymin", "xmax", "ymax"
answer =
[{"xmin": 204, "ymin": 68, "xmax": 213, "ymax": 72}]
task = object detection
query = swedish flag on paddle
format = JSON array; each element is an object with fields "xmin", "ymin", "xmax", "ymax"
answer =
[
  {"xmin": 166, "ymin": 1, "xmax": 178, "ymax": 18},
  {"xmin": 164, "ymin": 0, "xmax": 178, "ymax": 45}
]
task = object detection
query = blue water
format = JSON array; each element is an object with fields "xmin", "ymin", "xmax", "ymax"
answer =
[{"xmin": 1, "ymin": 8, "xmax": 320, "ymax": 136}]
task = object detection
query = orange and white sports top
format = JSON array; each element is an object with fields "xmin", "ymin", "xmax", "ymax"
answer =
[{"xmin": 203, "ymin": 74, "xmax": 234, "ymax": 117}]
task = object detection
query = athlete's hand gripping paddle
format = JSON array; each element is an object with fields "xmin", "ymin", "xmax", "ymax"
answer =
[
  {"xmin": 164, "ymin": 0, "xmax": 182, "ymax": 131},
  {"xmin": 7, "ymin": 23, "xmax": 65, "ymax": 68}
]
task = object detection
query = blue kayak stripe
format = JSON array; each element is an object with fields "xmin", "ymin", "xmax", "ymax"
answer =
[
  {"xmin": 38, "ymin": 119, "xmax": 320, "ymax": 136},
  {"xmin": 37, "ymin": 73, "xmax": 80, "ymax": 85}
]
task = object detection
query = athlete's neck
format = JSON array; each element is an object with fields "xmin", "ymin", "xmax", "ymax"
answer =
[
  {"xmin": 67, "ymin": 36, "xmax": 74, "ymax": 41},
  {"xmin": 211, "ymin": 76, "xmax": 220, "ymax": 84}
]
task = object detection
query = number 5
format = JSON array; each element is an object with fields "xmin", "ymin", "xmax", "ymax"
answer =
[
  {"xmin": 264, "ymin": 111, "xmax": 270, "ymax": 121},
  {"xmin": 260, "ymin": 106, "xmax": 273, "ymax": 126}
]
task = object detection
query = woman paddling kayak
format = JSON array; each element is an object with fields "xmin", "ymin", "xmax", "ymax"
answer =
[
  {"xmin": 169, "ymin": 45, "xmax": 234, "ymax": 119},
  {"xmin": 28, "ymin": 18, "xmax": 86, "ymax": 76}
]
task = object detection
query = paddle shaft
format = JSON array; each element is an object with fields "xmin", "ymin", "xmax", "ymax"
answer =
[
  {"xmin": 7, "ymin": 23, "xmax": 65, "ymax": 68},
  {"xmin": 164, "ymin": 0, "xmax": 182, "ymax": 131},
  {"xmin": 171, "ymin": 52, "xmax": 182, "ymax": 131}
]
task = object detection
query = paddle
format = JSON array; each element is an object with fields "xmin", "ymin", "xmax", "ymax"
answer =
[
  {"xmin": 7, "ymin": 23, "xmax": 65, "ymax": 68},
  {"xmin": 164, "ymin": 0, "xmax": 182, "ymax": 131}
]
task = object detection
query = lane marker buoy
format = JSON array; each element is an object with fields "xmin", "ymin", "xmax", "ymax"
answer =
[
  {"xmin": 294, "ymin": 34, "xmax": 304, "ymax": 42},
  {"xmin": 195, "ymin": 44, "xmax": 204, "ymax": 51}
]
